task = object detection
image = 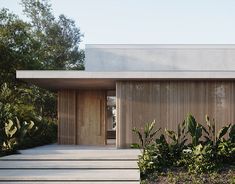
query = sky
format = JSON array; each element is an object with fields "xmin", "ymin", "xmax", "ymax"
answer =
[{"xmin": 1, "ymin": 0, "xmax": 235, "ymax": 48}]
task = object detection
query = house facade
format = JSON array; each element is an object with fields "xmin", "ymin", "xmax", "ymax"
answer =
[{"xmin": 17, "ymin": 44, "xmax": 235, "ymax": 148}]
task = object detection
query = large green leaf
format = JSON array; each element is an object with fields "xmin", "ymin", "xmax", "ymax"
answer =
[
  {"xmin": 165, "ymin": 129, "xmax": 177, "ymax": 142},
  {"xmin": 186, "ymin": 114, "xmax": 197, "ymax": 136},
  {"xmin": 229, "ymin": 124, "xmax": 235, "ymax": 142},
  {"xmin": 217, "ymin": 124, "xmax": 231, "ymax": 140},
  {"xmin": 132, "ymin": 128, "xmax": 143, "ymax": 148}
]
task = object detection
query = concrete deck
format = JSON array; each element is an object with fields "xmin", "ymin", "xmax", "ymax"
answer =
[{"xmin": 0, "ymin": 144, "xmax": 140, "ymax": 183}]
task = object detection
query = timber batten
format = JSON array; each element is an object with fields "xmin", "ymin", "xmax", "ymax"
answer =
[
  {"xmin": 117, "ymin": 81, "xmax": 235, "ymax": 148},
  {"xmin": 58, "ymin": 90, "xmax": 106, "ymax": 145},
  {"xmin": 58, "ymin": 90, "xmax": 76, "ymax": 144}
]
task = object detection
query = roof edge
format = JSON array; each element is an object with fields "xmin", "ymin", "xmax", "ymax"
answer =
[{"xmin": 85, "ymin": 44, "xmax": 235, "ymax": 49}]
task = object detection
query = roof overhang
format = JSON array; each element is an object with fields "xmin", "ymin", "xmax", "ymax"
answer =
[{"xmin": 16, "ymin": 70, "xmax": 235, "ymax": 90}]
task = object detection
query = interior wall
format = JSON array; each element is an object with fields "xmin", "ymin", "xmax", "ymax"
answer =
[
  {"xmin": 116, "ymin": 81, "xmax": 235, "ymax": 148},
  {"xmin": 58, "ymin": 90, "xmax": 106, "ymax": 145}
]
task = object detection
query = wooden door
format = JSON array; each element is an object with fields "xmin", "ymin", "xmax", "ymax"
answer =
[{"xmin": 77, "ymin": 90, "xmax": 106, "ymax": 145}]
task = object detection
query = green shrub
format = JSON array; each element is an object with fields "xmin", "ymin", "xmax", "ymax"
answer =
[
  {"xmin": 132, "ymin": 121, "xmax": 161, "ymax": 178},
  {"xmin": 188, "ymin": 144, "xmax": 217, "ymax": 173},
  {"xmin": 165, "ymin": 120, "xmax": 188, "ymax": 162},
  {"xmin": 203, "ymin": 115, "xmax": 231, "ymax": 147},
  {"xmin": 0, "ymin": 117, "xmax": 37, "ymax": 156},
  {"xmin": 0, "ymin": 83, "xmax": 57, "ymax": 156},
  {"xmin": 19, "ymin": 118, "xmax": 57, "ymax": 149},
  {"xmin": 186, "ymin": 114, "xmax": 203, "ymax": 146},
  {"xmin": 132, "ymin": 120, "xmax": 160, "ymax": 151},
  {"xmin": 217, "ymin": 140, "xmax": 235, "ymax": 164},
  {"xmin": 132, "ymin": 114, "xmax": 235, "ymax": 180}
]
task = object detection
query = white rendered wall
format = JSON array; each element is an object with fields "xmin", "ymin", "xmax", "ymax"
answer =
[{"xmin": 85, "ymin": 44, "xmax": 235, "ymax": 71}]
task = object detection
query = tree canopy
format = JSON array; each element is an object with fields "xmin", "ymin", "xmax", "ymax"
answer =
[
  {"xmin": 0, "ymin": 0, "xmax": 84, "ymax": 155},
  {"xmin": 0, "ymin": 0, "xmax": 84, "ymax": 83}
]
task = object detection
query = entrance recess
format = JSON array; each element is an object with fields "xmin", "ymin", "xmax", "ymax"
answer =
[
  {"xmin": 58, "ymin": 90, "xmax": 107, "ymax": 146},
  {"xmin": 106, "ymin": 90, "xmax": 116, "ymax": 145}
]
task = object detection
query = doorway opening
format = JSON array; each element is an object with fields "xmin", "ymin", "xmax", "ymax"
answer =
[{"xmin": 106, "ymin": 90, "xmax": 116, "ymax": 146}]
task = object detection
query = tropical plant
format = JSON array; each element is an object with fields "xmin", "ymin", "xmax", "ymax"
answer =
[
  {"xmin": 132, "ymin": 121, "xmax": 162, "ymax": 178},
  {"xmin": 229, "ymin": 124, "xmax": 235, "ymax": 143},
  {"xmin": 0, "ymin": 119, "xmax": 17, "ymax": 153},
  {"xmin": 0, "ymin": 117, "xmax": 37, "ymax": 155},
  {"xmin": 188, "ymin": 144, "xmax": 217, "ymax": 173},
  {"xmin": 132, "ymin": 120, "xmax": 160, "ymax": 151},
  {"xmin": 133, "ymin": 116, "xmax": 235, "ymax": 181},
  {"xmin": 165, "ymin": 120, "xmax": 188, "ymax": 160},
  {"xmin": 203, "ymin": 115, "xmax": 231, "ymax": 146},
  {"xmin": 165, "ymin": 120, "xmax": 187, "ymax": 146},
  {"xmin": 186, "ymin": 114, "xmax": 203, "ymax": 146}
]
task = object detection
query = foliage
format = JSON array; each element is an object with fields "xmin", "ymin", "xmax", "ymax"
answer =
[
  {"xmin": 131, "ymin": 120, "xmax": 160, "ymax": 151},
  {"xmin": 0, "ymin": 119, "xmax": 17, "ymax": 154},
  {"xmin": 217, "ymin": 140, "xmax": 235, "ymax": 164},
  {"xmin": 132, "ymin": 114, "xmax": 235, "ymax": 181},
  {"xmin": 203, "ymin": 115, "xmax": 231, "ymax": 146},
  {"xmin": 186, "ymin": 114, "xmax": 203, "ymax": 146},
  {"xmin": 165, "ymin": 121, "xmax": 188, "ymax": 161},
  {"xmin": 0, "ymin": 0, "xmax": 82, "ymax": 156},
  {"xmin": 229, "ymin": 124, "xmax": 235, "ymax": 143},
  {"xmin": 0, "ymin": 83, "xmax": 57, "ymax": 156},
  {"xmin": 19, "ymin": 117, "xmax": 57, "ymax": 149},
  {"xmin": 142, "ymin": 168, "xmax": 235, "ymax": 184},
  {"xmin": 0, "ymin": 116, "xmax": 37, "ymax": 155},
  {"xmin": 188, "ymin": 144, "xmax": 217, "ymax": 173},
  {"xmin": 21, "ymin": 0, "xmax": 84, "ymax": 70},
  {"xmin": 132, "ymin": 121, "xmax": 161, "ymax": 178}
]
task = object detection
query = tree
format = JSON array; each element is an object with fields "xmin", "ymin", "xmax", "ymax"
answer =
[
  {"xmin": 21, "ymin": 0, "xmax": 84, "ymax": 70},
  {"xmin": 0, "ymin": 0, "xmax": 84, "ymax": 123},
  {"xmin": 0, "ymin": 0, "xmax": 84, "ymax": 85},
  {"xmin": 0, "ymin": 8, "xmax": 43, "ymax": 84}
]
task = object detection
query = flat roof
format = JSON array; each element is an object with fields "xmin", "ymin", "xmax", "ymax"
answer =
[
  {"xmin": 86, "ymin": 44, "xmax": 235, "ymax": 49},
  {"xmin": 16, "ymin": 70, "xmax": 235, "ymax": 90}
]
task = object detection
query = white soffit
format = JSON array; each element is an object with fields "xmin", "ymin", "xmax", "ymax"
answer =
[{"xmin": 16, "ymin": 70, "xmax": 235, "ymax": 90}]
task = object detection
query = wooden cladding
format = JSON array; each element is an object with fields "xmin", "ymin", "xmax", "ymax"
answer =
[
  {"xmin": 58, "ymin": 90, "xmax": 76, "ymax": 144},
  {"xmin": 77, "ymin": 91, "xmax": 106, "ymax": 145},
  {"xmin": 58, "ymin": 90, "xmax": 106, "ymax": 145},
  {"xmin": 116, "ymin": 81, "xmax": 235, "ymax": 148}
]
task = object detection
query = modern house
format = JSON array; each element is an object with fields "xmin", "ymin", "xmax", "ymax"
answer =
[{"xmin": 16, "ymin": 44, "xmax": 235, "ymax": 148}]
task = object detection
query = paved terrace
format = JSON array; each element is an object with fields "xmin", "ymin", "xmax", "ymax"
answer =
[{"xmin": 0, "ymin": 144, "xmax": 140, "ymax": 184}]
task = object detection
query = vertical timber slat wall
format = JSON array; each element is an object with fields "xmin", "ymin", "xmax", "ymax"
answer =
[
  {"xmin": 58, "ymin": 90, "xmax": 76, "ymax": 144},
  {"xmin": 58, "ymin": 90, "xmax": 106, "ymax": 145},
  {"xmin": 116, "ymin": 81, "xmax": 235, "ymax": 148}
]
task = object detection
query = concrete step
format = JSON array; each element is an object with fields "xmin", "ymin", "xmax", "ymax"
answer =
[
  {"xmin": 0, "ymin": 145, "xmax": 140, "ymax": 183},
  {"xmin": 0, "ymin": 150, "xmax": 140, "ymax": 161},
  {"xmin": 0, "ymin": 160, "xmax": 138, "ymax": 169},
  {"xmin": 0, "ymin": 182, "xmax": 139, "ymax": 184},
  {"xmin": 0, "ymin": 169, "xmax": 140, "ymax": 181}
]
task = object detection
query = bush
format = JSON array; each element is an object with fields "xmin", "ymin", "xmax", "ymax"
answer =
[
  {"xmin": 19, "ymin": 118, "xmax": 57, "ymax": 149},
  {"xmin": 0, "ymin": 83, "xmax": 57, "ymax": 156},
  {"xmin": 188, "ymin": 144, "xmax": 217, "ymax": 173},
  {"xmin": 132, "ymin": 114, "xmax": 235, "ymax": 180}
]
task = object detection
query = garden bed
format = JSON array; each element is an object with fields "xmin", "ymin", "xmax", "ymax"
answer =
[
  {"xmin": 143, "ymin": 166, "xmax": 235, "ymax": 184},
  {"xmin": 132, "ymin": 114, "xmax": 235, "ymax": 184}
]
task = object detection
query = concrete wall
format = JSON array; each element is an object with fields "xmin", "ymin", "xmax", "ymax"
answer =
[{"xmin": 85, "ymin": 44, "xmax": 235, "ymax": 71}]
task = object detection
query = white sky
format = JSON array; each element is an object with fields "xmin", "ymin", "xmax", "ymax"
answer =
[{"xmin": 1, "ymin": 0, "xmax": 235, "ymax": 48}]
